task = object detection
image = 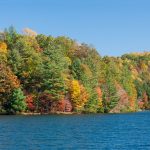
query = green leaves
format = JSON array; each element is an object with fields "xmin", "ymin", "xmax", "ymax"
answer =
[
  {"xmin": 3, "ymin": 88, "xmax": 26, "ymax": 113},
  {"xmin": 10, "ymin": 88, "xmax": 27, "ymax": 112},
  {"xmin": 0, "ymin": 27, "xmax": 149, "ymax": 113}
]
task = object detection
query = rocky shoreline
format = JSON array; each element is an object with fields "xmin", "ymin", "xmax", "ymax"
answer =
[{"xmin": 0, "ymin": 109, "xmax": 145, "ymax": 116}]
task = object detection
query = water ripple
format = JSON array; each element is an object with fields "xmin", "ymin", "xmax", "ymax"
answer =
[{"xmin": 0, "ymin": 111, "xmax": 150, "ymax": 150}]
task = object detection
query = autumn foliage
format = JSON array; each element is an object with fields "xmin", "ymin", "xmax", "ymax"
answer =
[
  {"xmin": 25, "ymin": 94, "xmax": 36, "ymax": 111},
  {"xmin": 96, "ymin": 87, "xmax": 103, "ymax": 109},
  {"xmin": 70, "ymin": 80, "xmax": 88, "ymax": 111},
  {"xmin": 56, "ymin": 99, "xmax": 72, "ymax": 112},
  {"xmin": 0, "ymin": 42, "xmax": 7, "ymax": 54},
  {"xmin": 0, "ymin": 64, "xmax": 20, "ymax": 93},
  {"xmin": 0, "ymin": 27, "xmax": 150, "ymax": 114}
]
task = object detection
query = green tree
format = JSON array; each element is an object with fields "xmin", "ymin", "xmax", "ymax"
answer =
[{"xmin": 8, "ymin": 88, "xmax": 26, "ymax": 113}]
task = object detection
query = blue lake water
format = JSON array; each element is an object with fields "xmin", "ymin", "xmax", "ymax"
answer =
[{"xmin": 0, "ymin": 111, "xmax": 150, "ymax": 150}]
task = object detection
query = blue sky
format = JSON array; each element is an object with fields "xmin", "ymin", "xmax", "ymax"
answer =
[{"xmin": 0, "ymin": 0, "xmax": 150, "ymax": 56}]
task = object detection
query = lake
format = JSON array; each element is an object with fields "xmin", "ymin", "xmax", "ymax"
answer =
[{"xmin": 0, "ymin": 111, "xmax": 150, "ymax": 150}]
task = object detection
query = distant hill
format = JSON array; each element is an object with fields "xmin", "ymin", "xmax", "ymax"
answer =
[{"xmin": 0, "ymin": 27, "xmax": 150, "ymax": 114}]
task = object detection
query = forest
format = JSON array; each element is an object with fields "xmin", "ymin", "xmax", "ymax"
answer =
[{"xmin": 0, "ymin": 27, "xmax": 150, "ymax": 114}]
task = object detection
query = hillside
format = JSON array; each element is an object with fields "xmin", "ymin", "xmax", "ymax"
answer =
[{"xmin": 0, "ymin": 27, "xmax": 150, "ymax": 114}]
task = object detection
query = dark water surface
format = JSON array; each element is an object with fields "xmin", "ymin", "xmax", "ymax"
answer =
[{"xmin": 0, "ymin": 111, "xmax": 150, "ymax": 150}]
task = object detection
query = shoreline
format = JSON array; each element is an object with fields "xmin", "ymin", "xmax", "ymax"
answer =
[
  {"xmin": 0, "ymin": 109, "xmax": 147, "ymax": 116},
  {"xmin": 19, "ymin": 111, "xmax": 76, "ymax": 115},
  {"xmin": 0, "ymin": 111, "xmax": 78, "ymax": 115}
]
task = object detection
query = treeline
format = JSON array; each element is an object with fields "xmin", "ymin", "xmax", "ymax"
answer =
[{"xmin": 0, "ymin": 27, "xmax": 150, "ymax": 114}]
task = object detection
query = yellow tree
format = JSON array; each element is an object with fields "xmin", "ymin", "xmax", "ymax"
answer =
[
  {"xmin": 0, "ymin": 42, "xmax": 7, "ymax": 62},
  {"xmin": 0, "ymin": 42, "xmax": 7, "ymax": 53},
  {"xmin": 70, "ymin": 80, "xmax": 88, "ymax": 111}
]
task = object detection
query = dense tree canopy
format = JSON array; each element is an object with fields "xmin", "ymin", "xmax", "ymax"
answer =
[{"xmin": 0, "ymin": 27, "xmax": 150, "ymax": 114}]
